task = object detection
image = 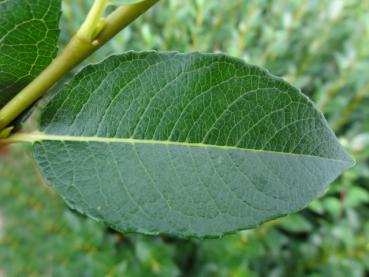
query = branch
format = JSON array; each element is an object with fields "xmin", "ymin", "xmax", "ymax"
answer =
[{"xmin": 0, "ymin": 0, "xmax": 159, "ymax": 132}]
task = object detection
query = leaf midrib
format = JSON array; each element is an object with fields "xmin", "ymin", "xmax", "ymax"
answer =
[{"xmin": 9, "ymin": 132, "xmax": 351, "ymax": 164}]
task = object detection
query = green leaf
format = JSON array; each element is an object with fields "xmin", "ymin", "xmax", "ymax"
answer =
[
  {"xmin": 32, "ymin": 52, "xmax": 354, "ymax": 237},
  {"xmin": 345, "ymin": 187, "xmax": 369, "ymax": 208},
  {"xmin": 0, "ymin": 0, "xmax": 61, "ymax": 108},
  {"xmin": 279, "ymin": 214, "xmax": 313, "ymax": 233}
]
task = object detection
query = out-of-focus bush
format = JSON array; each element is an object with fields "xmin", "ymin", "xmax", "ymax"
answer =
[{"xmin": 1, "ymin": 0, "xmax": 369, "ymax": 276}]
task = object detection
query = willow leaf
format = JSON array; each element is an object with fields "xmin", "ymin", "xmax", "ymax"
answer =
[
  {"xmin": 32, "ymin": 52, "xmax": 353, "ymax": 237},
  {"xmin": 0, "ymin": 0, "xmax": 61, "ymax": 107}
]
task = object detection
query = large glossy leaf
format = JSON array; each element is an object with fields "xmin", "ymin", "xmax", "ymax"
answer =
[
  {"xmin": 0, "ymin": 0, "xmax": 61, "ymax": 107},
  {"xmin": 32, "ymin": 52, "xmax": 353, "ymax": 237}
]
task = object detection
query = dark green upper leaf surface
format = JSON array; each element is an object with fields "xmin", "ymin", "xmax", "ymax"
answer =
[
  {"xmin": 0, "ymin": 0, "xmax": 61, "ymax": 107},
  {"xmin": 33, "ymin": 52, "xmax": 353, "ymax": 237}
]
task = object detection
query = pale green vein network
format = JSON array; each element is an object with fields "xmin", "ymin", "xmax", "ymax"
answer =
[
  {"xmin": 31, "ymin": 51, "xmax": 354, "ymax": 237},
  {"xmin": 0, "ymin": 0, "xmax": 61, "ymax": 107}
]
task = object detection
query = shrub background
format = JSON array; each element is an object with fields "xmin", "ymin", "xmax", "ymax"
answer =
[{"xmin": 1, "ymin": 0, "xmax": 369, "ymax": 276}]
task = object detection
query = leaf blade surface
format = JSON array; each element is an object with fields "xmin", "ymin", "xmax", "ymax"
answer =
[
  {"xmin": 33, "ymin": 52, "xmax": 353, "ymax": 237},
  {"xmin": 0, "ymin": 0, "xmax": 61, "ymax": 107}
]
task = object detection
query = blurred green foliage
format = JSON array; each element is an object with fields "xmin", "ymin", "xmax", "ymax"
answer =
[{"xmin": 1, "ymin": 0, "xmax": 369, "ymax": 276}]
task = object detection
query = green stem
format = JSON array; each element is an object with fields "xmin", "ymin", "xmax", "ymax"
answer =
[
  {"xmin": 78, "ymin": 0, "xmax": 108, "ymax": 41},
  {"xmin": 0, "ymin": 0, "xmax": 159, "ymax": 132}
]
